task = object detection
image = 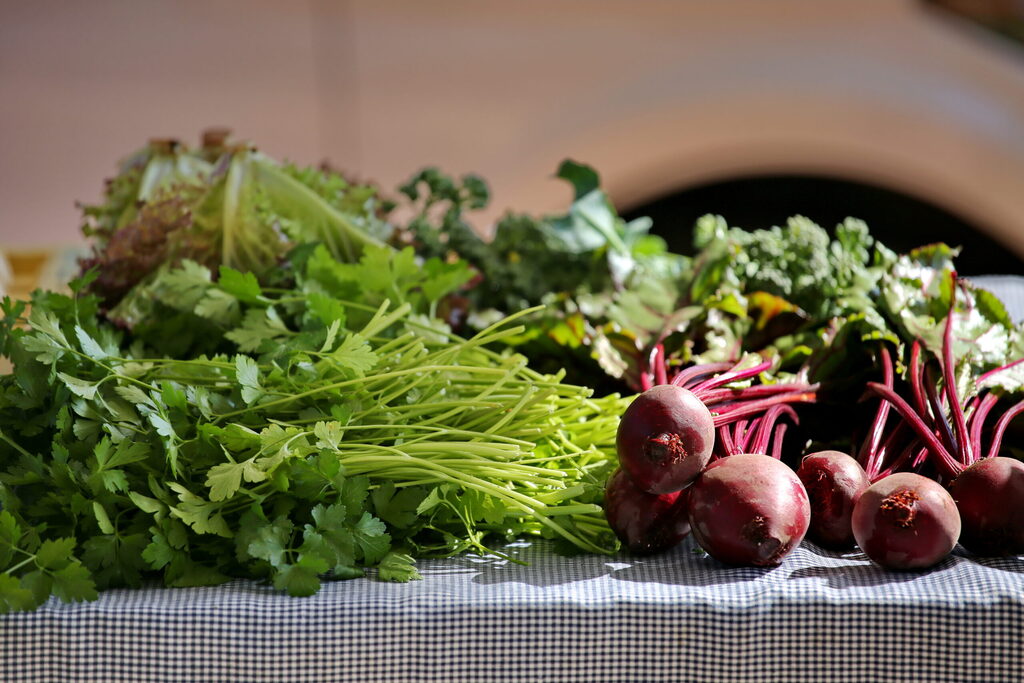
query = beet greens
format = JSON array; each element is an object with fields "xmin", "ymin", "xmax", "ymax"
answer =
[
  {"xmin": 862, "ymin": 276, "xmax": 1024, "ymax": 482},
  {"xmin": 858, "ymin": 273, "xmax": 1024, "ymax": 557}
]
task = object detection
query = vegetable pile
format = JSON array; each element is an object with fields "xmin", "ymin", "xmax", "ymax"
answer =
[
  {"xmin": 600, "ymin": 246, "xmax": 1024, "ymax": 569},
  {"xmin": 3, "ymin": 129, "xmax": 1024, "ymax": 613}
]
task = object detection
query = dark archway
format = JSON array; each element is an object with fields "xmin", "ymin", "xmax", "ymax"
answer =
[{"xmin": 621, "ymin": 175, "xmax": 1024, "ymax": 276}]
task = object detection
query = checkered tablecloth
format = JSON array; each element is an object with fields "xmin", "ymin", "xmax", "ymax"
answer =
[
  {"xmin": 4, "ymin": 274, "xmax": 1024, "ymax": 682},
  {"xmin": 2, "ymin": 537, "xmax": 1022, "ymax": 683}
]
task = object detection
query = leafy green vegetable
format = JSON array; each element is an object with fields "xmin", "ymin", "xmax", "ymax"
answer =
[
  {"xmin": 0, "ymin": 248, "xmax": 624, "ymax": 612},
  {"xmin": 396, "ymin": 170, "xmax": 1023, "ymax": 410},
  {"xmin": 0, "ymin": 510, "xmax": 98, "ymax": 613},
  {"xmin": 398, "ymin": 161, "xmax": 686, "ymax": 314},
  {"xmin": 78, "ymin": 132, "xmax": 391, "ymax": 319},
  {"xmin": 490, "ymin": 211, "xmax": 893, "ymax": 392},
  {"xmin": 396, "ymin": 162, "xmax": 688, "ymax": 392},
  {"xmin": 880, "ymin": 243, "xmax": 1024, "ymax": 373}
]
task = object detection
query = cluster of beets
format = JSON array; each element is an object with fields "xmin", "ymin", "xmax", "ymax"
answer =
[{"xmin": 604, "ymin": 281, "xmax": 1024, "ymax": 570}]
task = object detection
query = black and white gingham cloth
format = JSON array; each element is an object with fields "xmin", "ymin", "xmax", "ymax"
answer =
[{"xmin": 2, "ymin": 538, "xmax": 1022, "ymax": 682}]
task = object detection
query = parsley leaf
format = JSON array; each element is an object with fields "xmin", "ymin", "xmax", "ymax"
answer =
[
  {"xmin": 234, "ymin": 355, "xmax": 263, "ymax": 405},
  {"xmin": 377, "ymin": 551, "xmax": 421, "ymax": 583},
  {"xmin": 218, "ymin": 266, "xmax": 263, "ymax": 303}
]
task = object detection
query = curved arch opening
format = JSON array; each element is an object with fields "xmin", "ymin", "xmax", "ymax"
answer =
[{"xmin": 621, "ymin": 174, "xmax": 1024, "ymax": 276}]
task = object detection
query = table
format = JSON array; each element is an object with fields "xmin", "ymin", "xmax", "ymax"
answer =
[
  {"xmin": 2, "ymin": 537, "xmax": 1022, "ymax": 682},
  {"xmin": 4, "ymin": 274, "xmax": 1024, "ymax": 682}
]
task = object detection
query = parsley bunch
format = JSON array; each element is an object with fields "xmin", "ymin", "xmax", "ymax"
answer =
[{"xmin": 0, "ymin": 246, "xmax": 624, "ymax": 612}]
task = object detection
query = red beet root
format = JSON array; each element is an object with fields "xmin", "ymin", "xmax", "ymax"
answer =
[
  {"xmin": 615, "ymin": 385, "xmax": 714, "ymax": 494},
  {"xmin": 852, "ymin": 473, "xmax": 960, "ymax": 570},
  {"xmin": 687, "ymin": 453, "xmax": 810, "ymax": 567},
  {"xmin": 796, "ymin": 450, "xmax": 870, "ymax": 549},
  {"xmin": 603, "ymin": 468, "xmax": 691, "ymax": 554},
  {"xmin": 949, "ymin": 457, "xmax": 1024, "ymax": 557}
]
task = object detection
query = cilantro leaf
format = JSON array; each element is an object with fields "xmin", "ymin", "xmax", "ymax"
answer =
[
  {"xmin": 142, "ymin": 530, "xmax": 177, "ymax": 570},
  {"xmin": 353, "ymin": 512, "xmax": 390, "ymax": 564},
  {"xmin": 75, "ymin": 325, "xmax": 109, "ymax": 360},
  {"xmin": 246, "ymin": 517, "xmax": 294, "ymax": 568},
  {"xmin": 195, "ymin": 289, "xmax": 240, "ymax": 322},
  {"xmin": 206, "ymin": 457, "xmax": 265, "ymax": 501},
  {"xmin": 306, "ymin": 292, "xmax": 347, "ymax": 328},
  {"xmin": 313, "ymin": 421, "xmax": 343, "ymax": 450},
  {"xmin": 331, "ymin": 334, "xmax": 378, "ymax": 375},
  {"xmin": 0, "ymin": 574, "xmax": 39, "ymax": 613},
  {"xmin": 21, "ymin": 332, "xmax": 66, "ymax": 366},
  {"xmin": 165, "ymin": 558, "xmax": 230, "ymax": 588},
  {"xmin": 27, "ymin": 308, "xmax": 69, "ymax": 347},
  {"xmin": 372, "ymin": 482, "xmax": 428, "ymax": 529}
]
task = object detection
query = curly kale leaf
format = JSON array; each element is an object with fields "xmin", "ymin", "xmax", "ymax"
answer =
[{"xmin": 690, "ymin": 214, "xmax": 894, "ymax": 323}]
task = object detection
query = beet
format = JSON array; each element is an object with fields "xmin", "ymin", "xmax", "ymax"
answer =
[
  {"xmin": 687, "ymin": 453, "xmax": 810, "ymax": 567},
  {"xmin": 948, "ymin": 457, "xmax": 1024, "ymax": 556},
  {"xmin": 603, "ymin": 468, "xmax": 691, "ymax": 554},
  {"xmin": 616, "ymin": 384, "xmax": 715, "ymax": 494},
  {"xmin": 851, "ymin": 472, "xmax": 960, "ymax": 570},
  {"xmin": 796, "ymin": 450, "xmax": 870, "ymax": 549}
]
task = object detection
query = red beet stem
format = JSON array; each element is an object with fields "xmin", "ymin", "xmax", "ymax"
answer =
[
  {"xmin": 968, "ymin": 392, "xmax": 1000, "ymax": 462},
  {"xmin": 866, "ymin": 382, "xmax": 963, "ymax": 479},
  {"xmin": 876, "ymin": 439, "xmax": 922, "ymax": 480},
  {"xmin": 870, "ymin": 421, "xmax": 912, "ymax": 481},
  {"xmin": 695, "ymin": 383, "xmax": 815, "ymax": 407},
  {"xmin": 749, "ymin": 404, "xmax": 799, "ymax": 457},
  {"xmin": 941, "ymin": 273, "xmax": 974, "ymax": 464},
  {"xmin": 986, "ymin": 398, "xmax": 1024, "ymax": 461},
  {"xmin": 859, "ymin": 346, "xmax": 895, "ymax": 475},
  {"xmin": 771, "ymin": 422, "xmax": 789, "ymax": 461},
  {"xmin": 671, "ymin": 362, "xmax": 733, "ymax": 389},
  {"xmin": 909, "ymin": 341, "xmax": 929, "ymax": 417},
  {"xmin": 911, "ymin": 444, "xmax": 931, "ymax": 470},
  {"xmin": 923, "ymin": 364, "xmax": 959, "ymax": 458},
  {"xmin": 733, "ymin": 418, "xmax": 751, "ymax": 452},
  {"xmin": 718, "ymin": 424, "xmax": 739, "ymax": 457},
  {"xmin": 652, "ymin": 344, "xmax": 668, "ymax": 387},
  {"xmin": 711, "ymin": 390, "xmax": 818, "ymax": 427},
  {"xmin": 691, "ymin": 359, "xmax": 774, "ymax": 394}
]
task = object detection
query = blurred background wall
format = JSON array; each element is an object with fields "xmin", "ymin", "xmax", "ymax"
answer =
[{"xmin": 2, "ymin": 0, "xmax": 1024, "ymax": 294}]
